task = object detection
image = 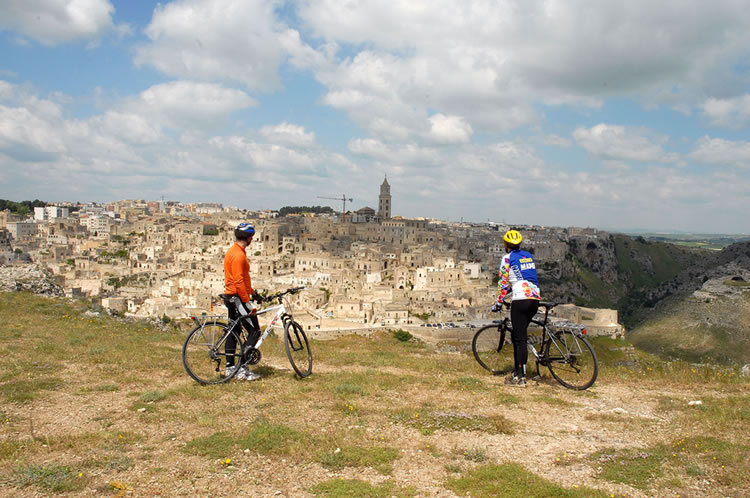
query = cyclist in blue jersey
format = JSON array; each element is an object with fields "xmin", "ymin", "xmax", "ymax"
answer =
[{"xmin": 491, "ymin": 229, "xmax": 541, "ymax": 386}]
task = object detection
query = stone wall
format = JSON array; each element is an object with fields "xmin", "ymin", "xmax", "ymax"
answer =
[{"xmin": 0, "ymin": 263, "xmax": 64, "ymax": 296}]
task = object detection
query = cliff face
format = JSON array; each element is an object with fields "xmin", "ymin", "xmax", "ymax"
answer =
[
  {"xmin": 629, "ymin": 261, "xmax": 750, "ymax": 365},
  {"xmin": 541, "ymin": 234, "xmax": 750, "ymax": 328}
]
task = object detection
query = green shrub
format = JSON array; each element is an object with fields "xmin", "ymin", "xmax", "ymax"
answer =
[{"xmin": 393, "ymin": 329, "xmax": 413, "ymax": 342}]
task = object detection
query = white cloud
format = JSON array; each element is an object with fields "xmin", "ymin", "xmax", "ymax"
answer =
[
  {"xmin": 574, "ymin": 124, "xmax": 680, "ymax": 163},
  {"xmin": 284, "ymin": 0, "xmax": 750, "ymax": 147},
  {"xmin": 134, "ymin": 81, "xmax": 256, "ymax": 128},
  {"xmin": 700, "ymin": 95, "xmax": 750, "ymax": 129},
  {"xmin": 427, "ymin": 114, "xmax": 473, "ymax": 144},
  {"xmin": 93, "ymin": 111, "xmax": 163, "ymax": 145},
  {"xmin": 541, "ymin": 134, "xmax": 572, "ymax": 148},
  {"xmin": 0, "ymin": 104, "xmax": 66, "ymax": 157},
  {"xmin": 259, "ymin": 123, "xmax": 315, "ymax": 148},
  {"xmin": 0, "ymin": 0, "xmax": 123, "ymax": 45},
  {"xmin": 134, "ymin": 0, "xmax": 288, "ymax": 90},
  {"xmin": 690, "ymin": 137, "xmax": 750, "ymax": 167},
  {"xmin": 348, "ymin": 138, "xmax": 440, "ymax": 167}
]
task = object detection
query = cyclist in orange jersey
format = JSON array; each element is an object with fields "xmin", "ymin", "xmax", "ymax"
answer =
[{"xmin": 223, "ymin": 223, "xmax": 263, "ymax": 381}]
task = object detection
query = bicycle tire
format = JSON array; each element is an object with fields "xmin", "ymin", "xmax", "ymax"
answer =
[
  {"xmin": 182, "ymin": 322, "xmax": 242, "ymax": 385},
  {"xmin": 284, "ymin": 320, "xmax": 312, "ymax": 377},
  {"xmin": 472, "ymin": 323, "xmax": 514, "ymax": 375},
  {"xmin": 544, "ymin": 331, "xmax": 598, "ymax": 390}
]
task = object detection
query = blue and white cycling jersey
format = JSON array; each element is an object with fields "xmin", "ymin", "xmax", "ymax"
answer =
[{"xmin": 497, "ymin": 249, "xmax": 541, "ymax": 302}]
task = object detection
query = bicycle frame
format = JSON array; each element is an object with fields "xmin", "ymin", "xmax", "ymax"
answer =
[
  {"xmin": 183, "ymin": 286, "xmax": 311, "ymax": 383},
  {"xmin": 252, "ymin": 301, "xmax": 289, "ymax": 349},
  {"xmin": 495, "ymin": 302, "xmax": 586, "ymax": 364}
]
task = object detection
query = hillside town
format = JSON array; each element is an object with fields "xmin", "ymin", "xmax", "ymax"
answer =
[{"xmin": 0, "ymin": 178, "xmax": 622, "ymax": 338}]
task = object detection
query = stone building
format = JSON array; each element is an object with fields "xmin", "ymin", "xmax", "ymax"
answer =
[{"xmin": 378, "ymin": 176, "xmax": 391, "ymax": 219}]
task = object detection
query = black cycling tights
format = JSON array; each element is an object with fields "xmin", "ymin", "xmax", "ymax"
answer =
[
  {"xmin": 510, "ymin": 299, "xmax": 540, "ymax": 377},
  {"xmin": 226, "ymin": 298, "xmax": 261, "ymax": 367}
]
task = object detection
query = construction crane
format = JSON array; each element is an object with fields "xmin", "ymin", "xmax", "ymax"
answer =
[{"xmin": 317, "ymin": 194, "xmax": 353, "ymax": 222}]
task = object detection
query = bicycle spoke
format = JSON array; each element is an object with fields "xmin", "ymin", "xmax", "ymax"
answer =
[
  {"xmin": 183, "ymin": 322, "xmax": 241, "ymax": 384},
  {"xmin": 544, "ymin": 331, "xmax": 598, "ymax": 390},
  {"xmin": 472, "ymin": 324, "xmax": 514, "ymax": 375},
  {"xmin": 284, "ymin": 320, "xmax": 312, "ymax": 377}
]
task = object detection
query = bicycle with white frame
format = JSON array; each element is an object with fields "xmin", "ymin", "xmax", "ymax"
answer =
[{"xmin": 182, "ymin": 286, "xmax": 312, "ymax": 384}]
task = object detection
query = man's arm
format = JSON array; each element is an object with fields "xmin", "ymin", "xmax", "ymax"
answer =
[
  {"xmin": 496, "ymin": 258, "xmax": 510, "ymax": 304},
  {"xmin": 228, "ymin": 254, "xmax": 252, "ymax": 303}
]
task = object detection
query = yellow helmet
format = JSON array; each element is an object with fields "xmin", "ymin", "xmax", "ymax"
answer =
[{"xmin": 503, "ymin": 229, "xmax": 523, "ymax": 245}]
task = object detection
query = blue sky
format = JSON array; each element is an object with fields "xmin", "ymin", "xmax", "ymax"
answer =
[{"xmin": 1, "ymin": 1, "xmax": 749, "ymax": 234}]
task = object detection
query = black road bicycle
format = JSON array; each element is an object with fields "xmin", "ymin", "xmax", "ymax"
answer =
[
  {"xmin": 182, "ymin": 287, "xmax": 312, "ymax": 384},
  {"xmin": 472, "ymin": 301, "xmax": 598, "ymax": 390}
]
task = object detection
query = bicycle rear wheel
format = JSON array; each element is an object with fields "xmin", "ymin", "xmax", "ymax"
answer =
[
  {"xmin": 472, "ymin": 323, "xmax": 514, "ymax": 375},
  {"xmin": 284, "ymin": 320, "xmax": 312, "ymax": 377},
  {"xmin": 183, "ymin": 322, "xmax": 242, "ymax": 385},
  {"xmin": 544, "ymin": 331, "xmax": 598, "ymax": 390}
]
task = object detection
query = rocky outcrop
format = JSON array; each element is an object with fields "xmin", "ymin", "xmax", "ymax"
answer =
[{"xmin": 0, "ymin": 263, "xmax": 64, "ymax": 297}]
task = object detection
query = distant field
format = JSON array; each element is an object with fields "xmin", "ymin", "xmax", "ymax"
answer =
[
  {"xmin": 1, "ymin": 292, "xmax": 748, "ymax": 497},
  {"xmin": 633, "ymin": 233, "xmax": 750, "ymax": 250}
]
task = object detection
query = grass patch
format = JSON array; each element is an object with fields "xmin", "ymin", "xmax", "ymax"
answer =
[
  {"xmin": 310, "ymin": 478, "xmax": 415, "ymax": 497},
  {"xmin": 450, "ymin": 375, "xmax": 487, "ymax": 392},
  {"xmin": 393, "ymin": 329, "xmax": 413, "ymax": 342},
  {"xmin": 183, "ymin": 418, "xmax": 307, "ymax": 460},
  {"xmin": 724, "ymin": 279, "xmax": 750, "ymax": 287},
  {"xmin": 334, "ymin": 382, "xmax": 369, "ymax": 397},
  {"xmin": 533, "ymin": 393, "xmax": 577, "ymax": 408},
  {"xmin": 183, "ymin": 431, "xmax": 234, "ymax": 458},
  {"xmin": 237, "ymin": 418, "xmax": 305, "ymax": 455},
  {"xmin": 459, "ymin": 446, "xmax": 488, "ymax": 463},
  {"xmin": 391, "ymin": 408, "xmax": 514, "ymax": 436},
  {"xmin": 315, "ymin": 446, "xmax": 401, "ymax": 475},
  {"xmin": 80, "ymin": 383, "xmax": 119, "ymax": 393},
  {"xmin": 594, "ymin": 448, "xmax": 664, "ymax": 490},
  {"xmin": 496, "ymin": 391, "xmax": 521, "ymax": 405},
  {"xmin": 0, "ymin": 377, "xmax": 63, "ymax": 403},
  {"xmin": 592, "ymin": 435, "xmax": 749, "ymax": 493},
  {"xmin": 15, "ymin": 464, "xmax": 88, "ymax": 493},
  {"xmin": 445, "ymin": 462, "xmax": 607, "ymax": 497},
  {"xmin": 0, "ymin": 439, "xmax": 25, "ymax": 462},
  {"xmin": 140, "ymin": 390, "xmax": 167, "ymax": 403}
]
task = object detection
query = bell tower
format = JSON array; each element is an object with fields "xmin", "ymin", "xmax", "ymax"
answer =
[{"xmin": 378, "ymin": 176, "xmax": 391, "ymax": 219}]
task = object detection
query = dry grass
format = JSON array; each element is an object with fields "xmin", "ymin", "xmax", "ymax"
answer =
[{"xmin": 0, "ymin": 291, "xmax": 748, "ymax": 497}]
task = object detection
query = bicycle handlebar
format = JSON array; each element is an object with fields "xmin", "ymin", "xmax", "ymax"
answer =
[{"xmin": 262, "ymin": 286, "xmax": 305, "ymax": 303}]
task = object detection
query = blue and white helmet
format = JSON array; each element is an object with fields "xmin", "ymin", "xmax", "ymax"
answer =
[{"xmin": 234, "ymin": 222, "xmax": 255, "ymax": 240}]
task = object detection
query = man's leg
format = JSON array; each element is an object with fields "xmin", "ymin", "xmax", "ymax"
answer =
[
  {"xmin": 510, "ymin": 299, "xmax": 539, "ymax": 379},
  {"xmin": 231, "ymin": 298, "xmax": 261, "ymax": 381},
  {"xmin": 225, "ymin": 298, "xmax": 241, "ymax": 368},
  {"xmin": 242, "ymin": 314, "xmax": 261, "ymax": 349}
]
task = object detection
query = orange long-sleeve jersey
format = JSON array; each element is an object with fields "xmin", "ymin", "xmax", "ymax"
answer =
[{"xmin": 224, "ymin": 242, "xmax": 254, "ymax": 303}]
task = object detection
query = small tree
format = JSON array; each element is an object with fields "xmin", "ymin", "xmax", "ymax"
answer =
[{"xmin": 393, "ymin": 329, "xmax": 413, "ymax": 342}]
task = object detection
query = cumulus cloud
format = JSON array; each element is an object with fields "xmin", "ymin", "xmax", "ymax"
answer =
[
  {"xmin": 348, "ymin": 138, "xmax": 440, "ymax": 167},
  {"xmin": 690, "ymin": 137, "xmax": 750, "ymax": 167},
  {"xmin": 0, "ymin": 104, "xmax": 66, "ymax": 160},
  {"xmin": 134, "ymin": 0, "xmax": 289, "ymax": 90},
  {"xmin": 259, "ymin": 123, "xmax": 315, "ymax": 148},
  {"xmin": 541, "ymin": 134, "xmax": 573, "ymax": 148},
  {"xmin": 574, "ymin": 124, "xmax": 680, "ymax": 163},
  {"xmin": 427, "ymin": 114, "xmax": 473, "ymax": 144},
  {"xmin": 135, "ymin": 81, "xmax": 256, "ymax": 126},
  {"xmin": 700, "ymin": 95, "xmax": 750, "ymax": 129},
  {"xmin": 296, "ymin": 0, "xmax": 750, "ymax": 141},
  {"xmin": 0, "ymin": 0, "xmax": 125, "ymax": 45}
]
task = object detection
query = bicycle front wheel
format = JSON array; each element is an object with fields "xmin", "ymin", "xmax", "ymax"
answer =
[
  {"xmin": 284, "ymin": 320, "xmax": 312, "ymax": 377},
  {"xmin": 472, "ymin": 323, "xmax": 514, "ymax": 375},
  {"xmin": 544, "ymin": 331, "xmax": 598, "ymax": 390},
  {"xmin": 183, "ymin": 322, "xmax": 242, "ymax": 385}
]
